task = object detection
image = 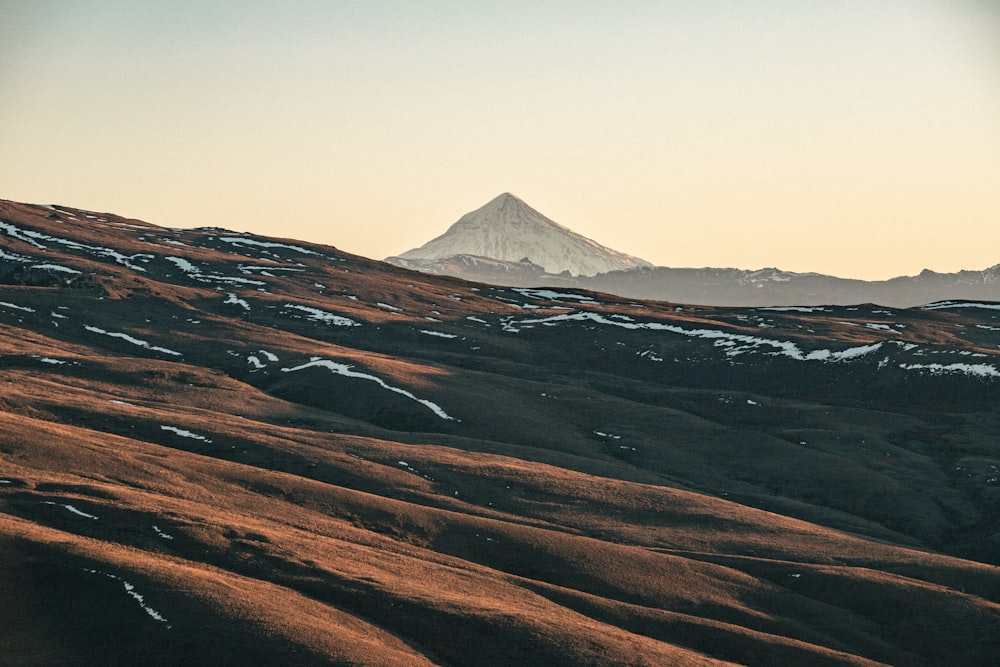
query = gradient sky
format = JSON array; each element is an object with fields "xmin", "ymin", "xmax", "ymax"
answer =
[{"xmin": 2, "ymin": 1, "xmax": 998, "ymax": 280}]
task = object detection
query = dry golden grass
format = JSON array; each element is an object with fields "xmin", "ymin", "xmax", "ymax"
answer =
[{"xmin": 2, "ymin": 198, "xmax": 1000, "ymax": 665}]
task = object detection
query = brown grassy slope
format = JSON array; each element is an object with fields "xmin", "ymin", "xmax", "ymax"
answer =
[
  {"xmin": 2, "ymin": 199, "xmax": 1000, "ymax": 665},
  {"xmin": 3, "ymin": 363, "xmax": 999, "ymax": 666}
]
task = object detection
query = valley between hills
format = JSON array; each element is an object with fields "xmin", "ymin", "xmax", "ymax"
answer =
[{"xmin": 2, "ymin": 198, "xmax": 1000, "ymax": 665}]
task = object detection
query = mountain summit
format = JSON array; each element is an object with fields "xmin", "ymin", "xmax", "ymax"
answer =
[{"xmin": 387, "ymin": 193, "xmax": 651, "ymax": 276}]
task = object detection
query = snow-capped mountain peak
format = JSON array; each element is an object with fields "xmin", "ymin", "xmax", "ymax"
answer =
[{"xmin": 387, "ymin": 193, "xmax": 651, "ymax": 277}]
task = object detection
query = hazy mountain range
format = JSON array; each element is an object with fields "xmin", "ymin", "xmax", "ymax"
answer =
[
  {"xmin": 387, "ymin": 194, "xmax": 1000, "ymax": 307},
  {"xmin": 2, "ymin": 197, "xmax": 1000, "ymax": 665}
]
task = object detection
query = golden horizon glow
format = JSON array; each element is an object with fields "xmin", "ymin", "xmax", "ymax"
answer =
[{"xmin": 1, "ymin": 1, "xmax": 998, "ymax": 281}]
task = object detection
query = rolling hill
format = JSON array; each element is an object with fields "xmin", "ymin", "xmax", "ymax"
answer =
[{"xmin": 2, "ymin": 198, "xmax": 1000, "ymax": 665}]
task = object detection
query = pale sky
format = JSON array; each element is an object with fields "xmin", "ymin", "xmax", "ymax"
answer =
[{"xmin": 2, "ymin": 1, "xmax": 998, "ymax": 280}]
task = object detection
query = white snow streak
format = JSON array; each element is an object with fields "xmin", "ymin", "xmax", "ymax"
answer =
[
  {"xmin": 83, "ymin": 569, "xmax": 172, "ymax": 628},
  {"xmin": 899, "ymin": 363, "xmax": 1000, "ymax": 378},
  {"xmin": 152, "ymin": 525, "xmax": 174, "ymax": 540},
  {"xmin": 922, "ymin": 301, "xmax": 1000, "ymax": 312},
  {"xmin": 0, "ymin": 249, "xmax": 32, "ymax": 264},
  {"xmin": 281, "ymin": 358, "xmax": 455, "ymax": 420},
  {"xmin": 160, "ymin": 425, "xmax": 213, "ymax": 442},
  {"xmin": 165, "ymin": 256, "xmax": 198, "ymax": 273},
  {"xmin": 759, "ymin": 306, "xmax": 829, "ymax": 313},
  {"xmin": 638, "ymin": 349, "xmax": 663, "ymax": 362},
  {"xmin": 0, "ymin": 301, "xmax": 36, "ymax": 313},
  {"xmin": 202, "ymin": 275, "xmax": 265, "ymax": 285},
  {"xmin": 217, "ymin": 237, "xmax": 321, "ymax": 256},
  {"xmin": 85, "ymin": 326, "xmax": 182, "ymax": 356},
  {"xmin": 420, "ymin": 330, "xmax": 458, "ymax": 339},
  {"xmin": 42, "ymin": 501, "xmax": 98, "ymax": 520},
  {"xmin": 283, "ymin": 304, "xmax": 359, "ymax": 326},
  {"xmin": 505, "ymin": 311, "xmax": 884, "ymax": 362},
  {"xmin": 30, "ymin": 263, "xmax": 80, "ymax": 274},
  {"xmin": 0, "ymin": 221, "xmax": 152, "ymax": 270},
  {"xmin": 0, "ymin": 220, "xmax": 47, "ymax": 248},
  {"xmin": 513, "ymin": 288, "xmax": 597, "ymax": 303},
  {"xmin": 224, "ymin": 293, "xmax": 251, "ymax": 310},
  {"xmin": 238, "ymin": 264, "xmax": 304, "ymax": 273},
  {"xmin": 167, "ymin": 257, "xmax": 265, "ymax": 286}
]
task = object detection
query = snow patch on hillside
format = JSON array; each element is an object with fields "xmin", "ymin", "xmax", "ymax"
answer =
[
  {"xmin": 759, "ymin": 306, "xmax": 829, "ymax": 313},
  {"xmin": 497, "ymin": 309, "xmax": 1000, "ymax": 377},
  {"xmin": 217, "ymin": 237, "xmax": 322, "ymax": 257},
  {"xmin": 152, "ymin": 525, "xmax": 174, "ymax": 540},
  {"xmin": 420, "ymin": 330, "xmax": 458, "ymax": 339},
  {"xmin": 160, "ymin": 425, "xmax": 213, "ymax": 442},
  {"xmin": 1, "ymin": 301, "xmax": 35, "ymax": 313},
  {"xmin": 85, "ymin": 326, "xmax": 182, "ymax": 356},
  {"xmin": 83, "ymin": 569, "xmax": 172, "ymax": 628},
  {"xmin": 42, "ymin": 501, "xmax": 98, "ymax": 520},
  {"xmin": 32, "ymin": 263, "xmax": 80, "ymax": 274},
  {"xmin": 0, "ymin": 221, "xmax": 152, "ymax": 271},
  {"xmin": 282, "ymin": 357, "xmax": 455, "ymax": 420},
  {"xmin": 922, "ymin": 301, "xmax": 1000, "ymax": 311},
  {"xmin": 899, "ymin": 363, "xmax": 1000, "ymax": 378},
  {"xmin": 224, "ymin": 293, "xmax": 251, "ymax": 310},
  {"xmin": 283, "ymin": 304, "xmax": 359, "ymax": 326},
  {"xmin": 513, "ymin": 288, "xmax": 597, "ymax": 303},
  {"xmin": 503, "ymin": 311, "xmax": 884, "ymax": 362},
  {"xmin": 166, "ymin": 257, "xmax": 266, "ymax": 286}
]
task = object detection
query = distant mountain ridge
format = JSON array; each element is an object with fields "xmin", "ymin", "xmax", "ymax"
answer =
[
  {"xmin": 387, "ymin": 192, "xmax": 651, "ymax": 277},
  {"xmin": 387, "ymin": 194, "xmax": 1000, "ymax": 308},
  {"xmin": 583, "ymin": 263, "xmax": 1000, "ymax": 308}
]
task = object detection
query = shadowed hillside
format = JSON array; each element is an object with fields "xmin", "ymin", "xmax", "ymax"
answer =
[{"xmin": 2, "ymin": 199, "xmax": 1000, "ymax": 666}]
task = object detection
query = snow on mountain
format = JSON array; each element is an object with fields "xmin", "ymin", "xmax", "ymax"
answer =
[{"xmin": 387, "ymin": 193, "xmax": 651, "ymax": 277}]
